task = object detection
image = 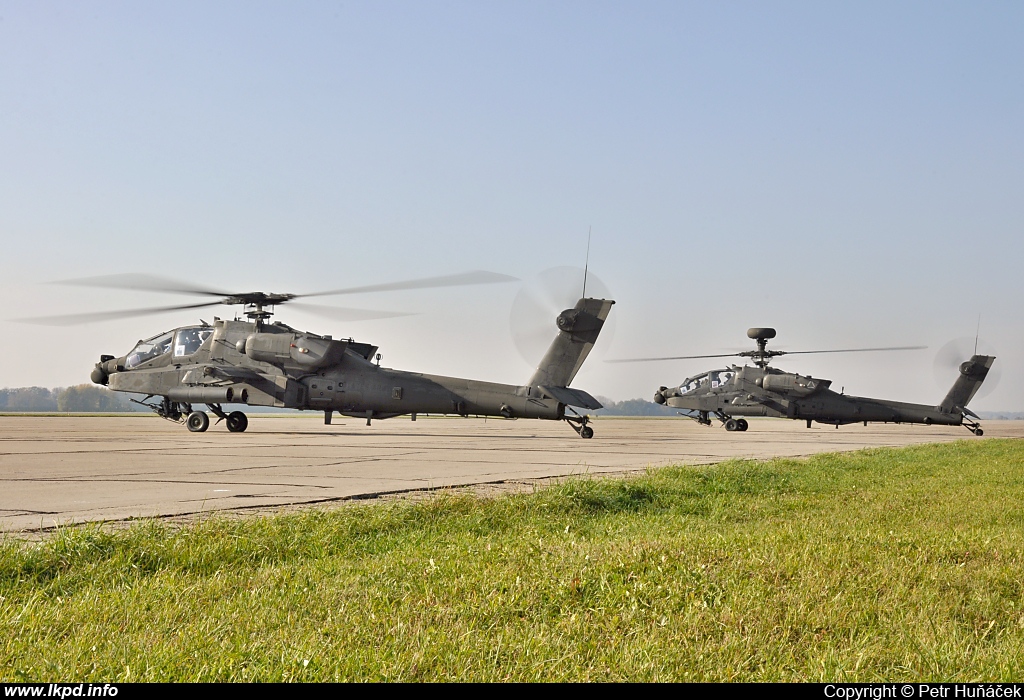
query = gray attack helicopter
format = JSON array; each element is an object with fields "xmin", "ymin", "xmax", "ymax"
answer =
[
  {"xmin": 23, "ymin": 273, "xmax": 614, "ymax": 438},
  {"xmin": 610, "ymin": 328, "xmax": 995, "ymax": 436}
]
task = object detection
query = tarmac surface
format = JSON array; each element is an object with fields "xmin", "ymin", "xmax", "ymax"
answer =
[{"xmin": 1, "ymin": 414, "xmax": 1022, "ymax": 533}]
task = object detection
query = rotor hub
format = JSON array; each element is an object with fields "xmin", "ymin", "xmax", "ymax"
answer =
[{"xmin": 741, "ymin": 328, "xmax": 779, "ymax": 367}]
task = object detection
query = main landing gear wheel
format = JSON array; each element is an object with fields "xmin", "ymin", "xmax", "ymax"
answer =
[
  {"xmin": 226, "ymin": 411, "xmax": 248, "ymax": 433},
  {"xmin": 724, "ymin": 418, "xmax": 738, "ymax": 432},
  {"xmin": 563, "ymin": 408, "xmax": 594, "ymax": 439},
  {"xmin": 736, "ymin": 419, "xmax": 749, "ymax": 431},
  {"xmin": 186, "ymin": 411, "xmax": 210, "ymax": 433}
]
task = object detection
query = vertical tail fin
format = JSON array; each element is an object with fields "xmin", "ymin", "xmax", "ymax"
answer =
[
  {"xmin": 528, "ymin": 297, "xmax": 615, "ymax": 388},
  {"xmin": 939, "ymin": 355, "xmax": 996, "ymax": 413}
]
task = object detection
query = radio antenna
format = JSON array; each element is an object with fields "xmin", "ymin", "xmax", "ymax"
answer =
[{"xmin": 582, "ymin": 226, "xmax": 592, "ymax": 299}]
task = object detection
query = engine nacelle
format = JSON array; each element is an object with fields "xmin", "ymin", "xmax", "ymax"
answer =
[
  {"xmin": 244, "ymin": 332, "xmax": 295, "ymax": 364},
  {"xmin": 761, "ymin": 372, "xmax": 829, "ymax": 397},
  {"xmin": 244, "ymin": 332, "xmax": 345, "ymax": 369},
  {"xmin": 289, "ymin": 336, "xmax": 345, "ymax": 368}
]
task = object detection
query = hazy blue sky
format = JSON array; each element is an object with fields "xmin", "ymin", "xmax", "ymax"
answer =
[{"xmin": 1, "ymin": 1, "xmax": 1022, "ymax": 410}]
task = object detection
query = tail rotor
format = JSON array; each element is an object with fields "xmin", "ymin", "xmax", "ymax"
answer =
[
  {"xmin": 509, "ymin": 267, "xmax": 615, "ymax": 367},
  {"xmin": 933, "ymin": 337, "xmax": 1001, "ymax": 401}
]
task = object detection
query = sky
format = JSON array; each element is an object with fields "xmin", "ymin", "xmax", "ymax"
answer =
[{"xmin": 1, "ymin": 1, "xmax": 1022, "ymax": 410}]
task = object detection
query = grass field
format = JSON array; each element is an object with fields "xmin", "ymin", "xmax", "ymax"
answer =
[{"xmin": 2, "ymin": 439, "xmax": 1023, "ymax": 681}]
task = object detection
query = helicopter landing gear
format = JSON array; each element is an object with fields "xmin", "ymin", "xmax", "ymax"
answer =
[
  {"xmin": 719, "ymin": 413, "xmax": 748, "ymax": 432},
  {"xmin": 963, "ymin": 418, "xmax": 984, "ymax": 437},
  {"xmin": 226, "ymin": 411, "xmax": 248, "ymax": 433},
  {"xmin": 205, "ymin": 403, "xmax": 249, "ymax": 432},
  {"xmin": 186, "ymin": 410, "xmax": 210, "ymax": 432},
  {"xmin": 564, "ymin": 408, "xmax": 594, "ymax": 439}
]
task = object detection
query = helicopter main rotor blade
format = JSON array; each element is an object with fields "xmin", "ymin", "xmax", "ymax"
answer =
[
  {"xmin": 301, "ymin": 271, "xmax": 518, "ymax": 298},
  {"xmin": 606, "ymin": 345, "xmax": 927, "ymax": 363},
  {"xmin": 606, "ymin": 352, "xmax": 741, "ymax": 363},
  {"xmin": 774, "ymin": 346, "xmax": 927, "ymax": 356},
  {"xmin": 14, "ymin": 301, "xmax": 225, "ymax": 326},
  {"xmin": 287, "ymin": 302, "xmax": 416, "ymax": 322},
  {"xmin": 52, "ymin": 273, "xmax": 234, "ymax": 298}
]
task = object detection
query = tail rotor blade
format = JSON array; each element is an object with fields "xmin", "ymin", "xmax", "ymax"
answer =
[
  {"xmin": 933, "ymin": 337, "xmax": 1001, "ymax": 400},
  {"xmin": 510, "ymin": 267, "xmax": 614, "ymax": 365}
]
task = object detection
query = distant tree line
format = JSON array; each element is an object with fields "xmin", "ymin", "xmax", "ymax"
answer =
[
  {"xmin": 0, "ymin": 386, "xmax": 140, "ymax": 412},
  {"xmin": 592, "ymin": 398, "xmax": 678, "ymax": 416}
]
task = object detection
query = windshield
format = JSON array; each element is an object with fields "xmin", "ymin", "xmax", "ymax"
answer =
[
  {"xmin": 710, "ymin": 370, "xmax": 735, "ymax": 388},
  {"xmin": 174, "ymin": 327, "xmax": 213, "ymax": 357},
  {"xmin": 126, "ymin": 332, "xmax": 173, "ymax": 368},
  {"xmin": 678, "ymin": 373, "xmax": 709, "ymax": 395},
  {"xmin": 679, "ymin": 369, "xmax": 734, "ymax": 395}
]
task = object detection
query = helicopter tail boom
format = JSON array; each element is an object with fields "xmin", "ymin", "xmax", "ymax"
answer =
[
  {"xmin": 528, "ymin": 297, "xmax": 615, "ymax": 390},
  {"xmin": 939, "ymin": 354, "xmax": 996, "ymax": 414}
]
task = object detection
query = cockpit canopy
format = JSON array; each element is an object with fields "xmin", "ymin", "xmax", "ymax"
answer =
[
  {"xmin": 174, "ymin": 327, "xmax": 213, "ymax": 357},
  {"xmin": 678, "ymin": 369, "xmax": 735, "ymax": 395},
  {"xmin": 125, "ymin": 326, "xmax": 212, "ymax": 369}
]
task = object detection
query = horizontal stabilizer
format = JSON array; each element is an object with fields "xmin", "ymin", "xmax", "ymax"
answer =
[{"xmin": 538, "ymin": 385, "xmax": 603, "ymax": 410}]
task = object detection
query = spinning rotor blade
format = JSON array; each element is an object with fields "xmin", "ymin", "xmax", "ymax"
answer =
[
  {"xmin": 302, "ymin": 271, "xmax": 518, "ymax": 298},
  {"xmin": 510, "ymin": 267, "xmax": 614, "ymax": 365},
  {"xmin": 776, "ymin": 345, "xmax": 926, "ymax": 356},
  {"xmin": 53, "ymin": 273, "xmax": 233, "ymax": 298},
  {"xmin": 32, "ymin": 269, "xmax": 516, "ymax": 326},
  {"xmin": 933, "ymin": 337, "xmax": 1001, "ymax": 400},
  {"xmin": 606, "ymin": 352, "xmax": 739, "ymax": 363},
  {"xmin": 287, "ymin": 302, "xmax": 415, "ymax": 322},
  {"xmin": 607, "ymin": 345, "xmax": 926, "ymax": 363},
  {"xmin": 15, "ymin": 301, "xmax": 224, "ymax": 326}
]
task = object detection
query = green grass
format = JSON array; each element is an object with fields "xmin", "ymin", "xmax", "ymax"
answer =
[{"xmin": 2, "ymin": 439, "xmax": 1023, "ymax": 681}]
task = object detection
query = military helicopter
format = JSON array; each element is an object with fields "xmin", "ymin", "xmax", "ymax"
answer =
[
  {"xmin": 609, "ymin": 328, "xmax": 995, "ymax": 436},
  {"xmin": 22, "ymin": 273, "xmax": 614, "ymax": 438}
]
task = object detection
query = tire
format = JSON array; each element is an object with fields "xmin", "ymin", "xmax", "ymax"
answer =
[
  {"xmin": 974, "ymin": 428, "xmax": 984, "ymax": 437},
  {"xmin": 724, "ymin": 419, "xmax": 738, "ymax": 432},
  {"xmin": 580, "ymin": 426, "xmax": 594, "ymax": 439},
  {"xmin": 186, "ymin": 411, "xmax": 210, "ymax": 433},
  {"xmin": 736, "ymin": 419, "xmax": 749, "ymax": 432},
  {"xmin": 226, "ymin": 411, "xmax": 248, "ymax": 433}
]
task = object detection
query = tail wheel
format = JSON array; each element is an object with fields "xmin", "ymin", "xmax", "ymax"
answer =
[
  {"xmin": 724, "ymin": 418, "xmax": 738, "ymax": 432},
  {"xmin": 736, "ymin": 419, "xmax": 749, "ymax": 431},
  {"xmin": 226, "ymin": 411, "xmax": 248, "ymax": 433},
  {"xmin": 974, "ymin": 428, "xmax": 984, "ymax": 436},
  {"xmin": 186, "ymin": 411, "xmax": 210, "ymax": 433},
  {"xmin": 579, "ymin": 426, "xmax": 594, "ymax": 439}
]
